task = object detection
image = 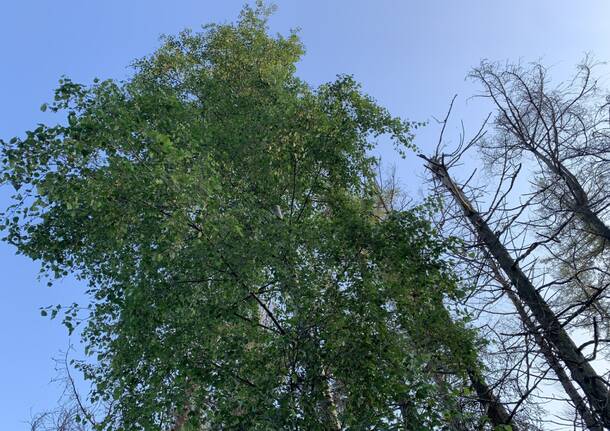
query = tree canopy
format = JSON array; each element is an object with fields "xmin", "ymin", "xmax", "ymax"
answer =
[{"xmin": 2, "ymin": 4, "xmax": 485, "ymax": 430}]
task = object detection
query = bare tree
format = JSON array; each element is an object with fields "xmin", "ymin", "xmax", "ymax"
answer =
[
  {"xmin": 470, "ymin": 60, "xmax": 610, "ymax": 335},
  {"xmin": 423, "ymin": 151, "xmax": 609, "ymax": 425},
  {"xmin": 419, "ymin": 68, "xmax": 610, "ymax": 428}
]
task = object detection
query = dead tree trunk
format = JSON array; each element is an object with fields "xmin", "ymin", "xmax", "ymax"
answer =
[
  {"xmin": 422, "ymin": 154, "xmax": 610, "ymax": 428},
  {"xmin": 467, "ymin": 367, "xmax": 518, "ymax": 429},
  {"xmin": 487, "ymin": 256, "xmax": 603, "ymax": 430},
  {"xmin": 531, "ymin": 150, "xmax": 610, "ymax": 243}
]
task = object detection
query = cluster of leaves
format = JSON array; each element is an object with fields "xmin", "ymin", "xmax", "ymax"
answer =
[{"xmin": 2, "ymin": 4, "xmax": 483, "ymax": 430}]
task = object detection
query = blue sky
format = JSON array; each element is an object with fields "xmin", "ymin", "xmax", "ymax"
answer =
[{"xmin": 1, "ymin": 1, "xmax": 610, "ymax": 428}]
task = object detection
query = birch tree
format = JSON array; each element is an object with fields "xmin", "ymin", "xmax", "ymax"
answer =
[{"xmin": 1, "ymin": 4, "xmax": 486, "ymax": 430}]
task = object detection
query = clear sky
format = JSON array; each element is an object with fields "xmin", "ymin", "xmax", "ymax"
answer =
[{"xmin": 1, "ymin": 1, "xmax": 610, "ymax": 428}]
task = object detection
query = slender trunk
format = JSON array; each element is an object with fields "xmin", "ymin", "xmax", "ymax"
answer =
[
  {"xmin": 467, "ymin": 368, "xmax": 517, "ymax": 429},
  {"xmin": 427, "ymin": 300, "xmax": 518, "ymax": 428},
  {"xmin": 423, "ymin": 155, "xmax": 610, "ymax": 427},
  {"xmin": 320, "ymin": 370, "xmax": 341, "ymax": 431},
  {"xmin": 170, "ymin": 386, "xmax": 194, "ymax": 431},
  {"xmin": 171, "ymin": 407, "xmax": 190, "ymax": 431},
  {"xmin": 488, "ymin": 257, "xmax": 603, "ymax": 430},
  {"xmin": 535, "ymin": 150, "xmax": 610, "ymax": 241},
  {"xmin": 428, "ymin": 374, "xmax": 470, "ymax": 431}
]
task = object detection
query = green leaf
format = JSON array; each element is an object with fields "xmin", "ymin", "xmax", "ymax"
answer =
[{"xmin": 0, "ymin": 5, "xmax": 479, "ymax": 429}]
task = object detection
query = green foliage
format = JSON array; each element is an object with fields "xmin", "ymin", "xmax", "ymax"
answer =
[{"xmin": 2, "ymin": 4, "xmax": 479, "ymax": 429}]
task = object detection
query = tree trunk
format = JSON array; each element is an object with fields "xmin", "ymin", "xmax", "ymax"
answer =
[
  {"xmin": 467, "ymin": 368, "xmax": 518, "ymax": 429},
  {"xmin": 423, "ymin": 155, "xmax": 610, "ymax": 428},
  {"xmin": 320, "ymin": 371, "xmax": 342, "ymax": 431},
  {"xmin": 488, "ymin": 256, "xmax": 603, "ymax": 430},
  {"xmin": 534, "ymin": 149, "xmax": 610, "ymax": 242}
]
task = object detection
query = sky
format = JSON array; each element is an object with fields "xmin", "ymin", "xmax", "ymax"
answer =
[{"xmin": 1, "ymin": 1, "xmax": 610, "ymax": 428}]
